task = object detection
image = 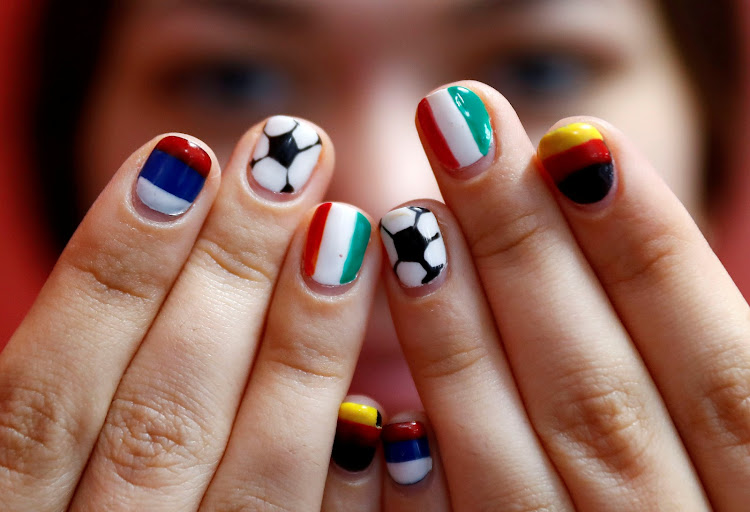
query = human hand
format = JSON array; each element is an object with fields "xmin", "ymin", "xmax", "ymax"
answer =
[
  {"xmin": 374, "ymin": 81, "xmax": 750, "ymax": 511},
  {"xmin": 0, "ymin": 117, "xmax": 387, "ymax": 511}
]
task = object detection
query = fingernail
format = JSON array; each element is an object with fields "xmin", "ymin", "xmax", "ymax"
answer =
[
  {"xmin": 304, "ymin": 203, "xmax": 371, "ymax": 286},
  {"xmin": 136, "ymin": 136, "xmax": 211, "ymax": 215},
  {"xmin": 250, "ymin": 115, "xmax": 322, "ymax": 194},
  {"xmin": 332, "ymin": 402, "xmax": 382, "ymax": 472},
  {"xmin": 417, "ymin": 86, "xmax": 492, "ymax": 171},
  {"xmin": 380, "ymin": 206, "xmax": 446, "ymax": 288},
  {"xmin": 537, "ymin": 123, "xmax": 614, "ymax": 204},
  {"xmin": 383, "ymin": 421, "xmax": 433, "ymax": 485}
]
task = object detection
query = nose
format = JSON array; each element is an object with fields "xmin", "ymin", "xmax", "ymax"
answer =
[{"xmin": 323, "ymin": 61, "xmax": 442, "ymax": 218}]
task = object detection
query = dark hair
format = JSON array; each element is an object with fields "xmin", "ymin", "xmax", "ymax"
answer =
[
  {"xmin": 31, "ymin": 1, "xmax": 116, "ymax": 250},
  {"xmin": 30, "ymin": 0, "xmax": 743, "ymax": 250},
  {"xmin": 657, "ymin": 0, "xmax": 742, "ymax": 205}
]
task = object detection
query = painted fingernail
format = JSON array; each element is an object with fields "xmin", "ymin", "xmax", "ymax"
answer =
[
  {"xmin": 383, "ymin": 421, "xmax": 433, "ymax": 485},
  {"xmin": 332, "ymin": 402, "xmax": 383, "ymax": 472},
  {"xmin": 250, "ymin": 115, "xmax": 322, "ymax": 194},
  {"xmin": 537, "ymin": 123, "xmax": 614, "ymax": 204},
  {"xmin": 136, "ymin": 136, "xmax": 211, "ymax": 215},
  {"xmin": 417, "ymin": 86, "xmax": 492, "ymax": 171},
  {"xmin": 380, "ymin": 206, "xmax": 446, "ymax": 288},
  {"xmin": 304, "ymin": 203, "xmax": 371, "ymax": 286}
]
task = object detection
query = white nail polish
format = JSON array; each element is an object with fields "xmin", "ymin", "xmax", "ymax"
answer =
[
  {"xmin": 380, "ymin": 206, "xmax": 446, "ymax": 287},
  {"xmin": 250, "ymin": 115, "xmax": 322, "ymax": 194}
]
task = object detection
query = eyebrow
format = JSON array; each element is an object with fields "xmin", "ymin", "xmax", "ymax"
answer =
[
  {"xmin": 453, "ymin": 0, "xmax": 554, "ymax": 19},
  {"xmin": 183, "ymin": 0, "xmax": 312, "ymax": 25}
]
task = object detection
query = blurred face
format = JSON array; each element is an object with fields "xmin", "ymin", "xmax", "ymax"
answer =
[{"xmin": 79, "ymin": 0, "xmax": 701, "ymax": 409}]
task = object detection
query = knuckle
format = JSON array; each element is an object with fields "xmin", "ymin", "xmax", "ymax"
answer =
[
  {"xmin": 210, "ymin": 491, "xmax": 297, "ymax": 512},
  {"xmin": 64, "ymin": 231, "xmax": 168, "ymax": 304},
  {"xmin": 468, "ymin": 204, "xmax": 556, "ymax": 269},
  {"xmin": 98, "ymin": 389, "xmax": 215, "ymax": 488},
  {"xmin": 417, "ymin": 332, "xmax": 489, "ymax": 383},
  {"xmin": 689, "ymin": 355, "xmax": 750, "ymax": 450},
  {"xmin": 263, "ymin": 332, "xmax": 347, "ymax": 389},
  {"xmin": 598, "ymin": 230, "xmax": 686, "ymax": 290},
  {"xmin": 0, "ymin": 377, "xmax": 80, "ymax": 479},
  {"xmin": 542, "ymin": 369, "xmax": 653, "ymax": 480},
  {"xmin": 192, "ymin": 234, "xmax": 277, "ymax": 289}
]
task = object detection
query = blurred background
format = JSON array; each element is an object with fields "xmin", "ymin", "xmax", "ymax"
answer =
[{"xmin": 2, "ymin": 0, "xmax": 750, "ymax": 349}]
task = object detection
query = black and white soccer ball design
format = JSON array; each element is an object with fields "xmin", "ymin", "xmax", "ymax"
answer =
[
  {"xmin": 250, "ymin": 116, "xmax": 322, "ymax": 193},
  {"xmin": 380, "ymin": 206, "xmax": 446, "ymax": 287}
]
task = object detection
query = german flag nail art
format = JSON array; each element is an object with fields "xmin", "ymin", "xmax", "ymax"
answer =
[
  {"xmin": 332, "ymin": 402, "xmax": 382, "ymax": 472},
  {"xmin": 537, "ymin": 123, "xmax": 614, "ymax": 204}
]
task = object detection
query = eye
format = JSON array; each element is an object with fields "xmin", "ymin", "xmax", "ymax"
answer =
[
  {"xmin": 163, "ymin": 59, "xmax": 291, "ymax": 114},
  {"xmin": 483, "ymin": 52, "xmax": 596, "ymax": 102}
]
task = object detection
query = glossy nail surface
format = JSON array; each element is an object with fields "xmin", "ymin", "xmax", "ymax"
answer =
[
  {"xmin": 380, "ymin": 206, "xmax": 446, "ymax": 287},
  {"xmin": 304, "ymin": 203, "xmax": 371, "ymax": 286},
  {"xmin": 417, "ymin": 86, "xmax": 492, "ymax": 170},
  {"xmin": 250, "ymin": 115, "xmax": 322, "ymax": 194},
  {"xmin": 383, "ymin": 421, "xmax": 433, "ymax": 485},
  {"xmin": 538, "ymin": 123, "xmax": 614, "ymax": 204},
  {"xmin": 332, "ymin": 402, "xmax": 382, "ymax": 472},
  {"xmin": 136, "ymin": 136, "xmax": 210, "ymax": 215}
]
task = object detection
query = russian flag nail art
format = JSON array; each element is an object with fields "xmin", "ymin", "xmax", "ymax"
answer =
[
  {"xmin": 417, "ymin": 86, "xmax": 492, "ymax": 170},
  {"xmin": 136, "ymin": 136, "xmax": 211, "ymax": 215},
  {"xmin": 304, "ymin": 203, "xmax": 371, "ymax": 286},
  {"xmin": 332, "ymin": 402, "xmax": 382, "ymax": 472},
  {"xmin": 537, "ymin": 123, "xmax": 614, "ymax": 204},
  {"xmin": 383, "ymin": 421, "xmax": 433, "ymax": 485}
]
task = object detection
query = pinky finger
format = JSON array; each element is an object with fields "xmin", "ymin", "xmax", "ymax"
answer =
[
  {"xmin": 321, "ymin": 398, "xmax": 385, "ymax": 512},
  {"xmin": 382, "ymin": 413, "xmax": 450, "ymax": 512}
]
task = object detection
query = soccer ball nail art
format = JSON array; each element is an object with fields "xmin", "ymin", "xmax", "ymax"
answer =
[
  {"xmin": 380, "ymin": 206, "xmax": 447, "ymax": 287},
  {"xmin": 250, "ymin": 115, "xmax": 322, "ymax": 193}
]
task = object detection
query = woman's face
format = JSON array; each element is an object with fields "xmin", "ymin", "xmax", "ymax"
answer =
[{"xmin": 79, "ymin": 0, "xmax": 701, "ymax": 409}]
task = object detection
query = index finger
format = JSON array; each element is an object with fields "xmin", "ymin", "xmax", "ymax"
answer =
[{"xmin": 0, "ymin": 134, "xmax": 220, "ymax": 511}]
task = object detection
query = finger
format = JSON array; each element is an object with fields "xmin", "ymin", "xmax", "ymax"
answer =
[
  {"xmin": 0, "ymin": 135, "xmax": 219, "ymax": 511},
  {"xmin": 321, "ymin": 398, "xmax": 384, "ymax": 512},
  {"xmin": 382, "ymin": 413, "xmax": 450, "ymax": 512},
  {"xmin": 536, "ymin": 118, "xmax": 750, "ymax": 510},
  {"xmin": 416, "ymin": 82, "xmax": 710, "ymax": 509},
  {"xmin": 70, "ymin": 117, "xmax": 332, "ymax": 510},
  {"xmin": 199, "ymin": 202, "xmax": 380, "ymax": 511},
  {"xmin": 381, "ymin": 201, "xmax": 572, "ymax": 511}
]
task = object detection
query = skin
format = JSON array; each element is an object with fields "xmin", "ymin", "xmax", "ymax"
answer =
[
  {"xmin": 78, "ymin": 0, "xmax": 702, "ymax": 411},
  {"xmin": 7, "ymin": 0, "xmax": 749, "ymax": 510}
]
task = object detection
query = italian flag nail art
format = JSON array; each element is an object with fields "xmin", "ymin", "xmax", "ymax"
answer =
[
  {"xmin": 304, "ymin": 203, "xmax": 371, "ymax": 286},
  {"xmin": 417, "ymin": 86, "xmax": 493, "ymax": 170}
]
